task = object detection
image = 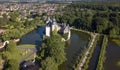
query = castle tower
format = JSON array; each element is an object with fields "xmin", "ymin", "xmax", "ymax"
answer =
[{"xmin": 45, "ymin": 26, "xmax": 50, "ymax": 37}]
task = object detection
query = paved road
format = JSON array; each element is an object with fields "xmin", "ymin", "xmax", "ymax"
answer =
[{"xmin": 78, "ymin": 33, "xmax": 97, "ymax": 70}]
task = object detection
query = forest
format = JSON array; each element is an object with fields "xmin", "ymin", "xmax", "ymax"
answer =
[{"xmin": 54, "ymin": 2, "xmax": 120, "ymax": 37}]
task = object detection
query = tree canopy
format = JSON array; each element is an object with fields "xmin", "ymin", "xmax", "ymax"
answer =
[{"xmin": 38, "ymin": 31, "xmax": 66, "ymax": 70}]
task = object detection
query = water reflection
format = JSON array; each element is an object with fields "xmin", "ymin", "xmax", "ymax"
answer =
[
  {"xmin": 104, "ymin": 39, "xmax": 120, "ymax": 70},
  {"xmin": 20, "ymin": 27, "xmax": 45, "ymax": 46},
  {"xmin": 59, "ymin": 30, "xmax": 90, "ymax": 70},
  {"xmin": 87, "ymin": 36, "xmax": 103, "ymax": 70}
]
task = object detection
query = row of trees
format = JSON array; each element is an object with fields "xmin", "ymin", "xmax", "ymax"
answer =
[
  {"xmin": 54, "ymin": 2, "xmax": 120, "ymax": 36},
  {"xmin": 37, "ymin": 31, "xmax": 66, "ymax": 70}
]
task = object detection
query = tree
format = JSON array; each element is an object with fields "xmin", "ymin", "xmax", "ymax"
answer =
[
  {"xmin": 39, "ymin": 32, "xmax": 66, "ymax": 70},
  {"xmin": 97, "ymin": 25, "xmax": 104, "ymax": 33},
  {"xmin": 0, "ymin": 56, "xmax": 3, "ymax": 65},
  {"xmin": 46, "ymin": 34, "xmax": 66, "ymax": 65},
  {"xmin": 110, "ymin": 27, "xmax": 119, "ymax": 35},
  {"xmin": 41, "ymin": 57, "xmax": 58, "ymax": 70},
  {"xmin": 2, "ymin": 29, "xmax": 21, "ymax": 41},
  {"xmin": 0, "ymin": 18, "xmax": 8, "ymax": 26},
  {"xmin": 6, "ymin": 41, "xmax": 17, "ymax": 53},
  {"xmin": 109, "ymin": 17, "xmax": 118, "ymax": 26},
  {"xmin": 9, "ymin": 12, "xmax": 19, "ymax": 22},
  {"xmin": 5, "ymin": 59, "xmax": 19, "ymax": 70},
  {"xmin": 92, "ymin": 17, "xmax": 109, "ymax": 33},
  {"xmin": 2, "ymin": 51, "xmax": 10, "ymax": 59}
]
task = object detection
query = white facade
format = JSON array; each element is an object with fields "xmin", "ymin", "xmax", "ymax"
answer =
[
  {"xmin": 67, "ymin": 31, "xmax": 71, "ymax": 40},
  {"xmin": 45, "ymin": 26, "xmax": 50, "ymax": 37},
  {"xmin": 52, "ymin": 24, "xmax": 55, "ymax": 31},
  {"xmin": 52, "ymin": 24, "xmax": 61, "ymax": 32}
]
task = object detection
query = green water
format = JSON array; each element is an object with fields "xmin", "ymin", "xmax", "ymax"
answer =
[
  {"xmin": 104, "ymin": 39, "xmax": 120, "ymax": 70},
  {"xmin": 59, "ymin": 30, "xmax": 90, "ymax": 70}
]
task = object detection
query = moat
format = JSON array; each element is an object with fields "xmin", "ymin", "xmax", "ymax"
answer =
[
  {"xmin": 19, "ymin": 27, "xmax": 120, "ymax": 70},
  {"xmin": 20, "ymin": 28, "xmax": 90, "ymax": 69},
  {"xmin": 104, "ymin": 39, "xmax": 120, "ymax": 70}
]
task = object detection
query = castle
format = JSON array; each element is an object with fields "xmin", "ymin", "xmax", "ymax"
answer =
[{"xmin": 45, "ymin": 17, "xmax": 71, "ymax": 41}]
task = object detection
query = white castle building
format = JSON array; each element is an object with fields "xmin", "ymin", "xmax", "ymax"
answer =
[{"xmin": 45, "ymin": 17, "xmax": 71, "ymax": 41}]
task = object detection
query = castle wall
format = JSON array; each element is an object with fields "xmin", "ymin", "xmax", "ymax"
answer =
[
  {"xmin": 52, "ymin": 24, "xmax": 55, "ymax": 31},
  {"xmin": 52, "ymin": 23, "xmax": 61, "ymax": 32}
]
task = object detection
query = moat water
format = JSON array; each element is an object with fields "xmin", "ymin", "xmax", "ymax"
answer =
[
  {"xmin": 59, "ymin": 30, "xmax": 90, "ymax": 70},
  {"xmin": 104, "ymin": 39, "xmax": 120, "ymax": 70},
  {"xmin": 87, "ymin": 36, "xmax": 103, "ymax": 70},
  {"xmin": 87, "ymin": 37, "xmax": 120, "ymax": 70},
  {"xmin": 20, "ymin": 27, "xmax": 44, "ymax": 45}
]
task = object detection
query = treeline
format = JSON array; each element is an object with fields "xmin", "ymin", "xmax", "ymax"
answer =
[
  {"xmin": 70, "ymin": 2, "xmax": 120, "ymax": 11},
  {"xmin": 96, "ymin": 35, "xmax": 108, "ymax": 70},
  {"xmin": 54, "ymin": 2, "xmax": 120, "ymax": 36}
]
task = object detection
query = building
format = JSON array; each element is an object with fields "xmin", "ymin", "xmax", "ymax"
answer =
[{"xmin": 45, "ymin": 17, "xmax": 71, "ymax": 41}]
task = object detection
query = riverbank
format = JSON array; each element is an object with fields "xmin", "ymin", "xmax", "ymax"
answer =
[
  {"xmin": 59, "ymin": 29, "xmax": 90, "ymax": 70},
  {"xmin": 104, "ymin": 38, "xmax": 120, "ymax": 70},
  {"xmin": 87, "ymin": 36, "xmax": 103, "ymax": 70},
  {"xmin": 96, "ymin": 35, "xmax": 108, "ymax": 70},
  {"xmin": 78, "ymin": 33, "xmax": 97, "ymax": 70},
  {"xmin": 82, "ymin": 35, "xmax": 100, "ymax": 70},
  {"xmin": 66, "ymin": 28, "xmax": 98, "ymax": 70},
  {"xmin": 71, "ymin": 28, "xmax": 92, "ymax": 35}
]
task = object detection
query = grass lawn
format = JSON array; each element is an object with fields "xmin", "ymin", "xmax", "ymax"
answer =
[
  {"xmin": 26, "ymin": 53, "xmax": 35, "ymax": 61},
  {"xmin": 18, "ymin": 44, "xmax": 36, "ymax": 49},
  {"xmin": 3, "ymin": 45, "xmax": 35, "ymax": 62},
  {"xmin": 3, "ymin": 48, "xmax": 33, "ymax": 62}
]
